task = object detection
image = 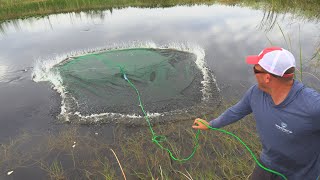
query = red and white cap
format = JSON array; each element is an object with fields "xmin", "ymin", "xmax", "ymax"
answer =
[{"xmin": 246, "ymin": 47, "xmax": 296, "ymax": 78}]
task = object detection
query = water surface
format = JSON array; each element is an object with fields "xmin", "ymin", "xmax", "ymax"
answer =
[{"xmin": 0, "ymin": 4, "xmax": 319, "ymax": 179}]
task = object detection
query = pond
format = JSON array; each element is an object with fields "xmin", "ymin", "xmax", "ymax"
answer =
[{"xmin": 0, "ymin": 3, "xmax": 319, "ymax": 179}]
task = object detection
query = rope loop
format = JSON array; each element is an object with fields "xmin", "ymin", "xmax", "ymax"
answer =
[
  {"xmin": 120, "ymin": 67, "xmax": 287, "ymax": 180},
  {"xmin": 152, "ymin": 135, "xmax": 167, "ymax": 143}
]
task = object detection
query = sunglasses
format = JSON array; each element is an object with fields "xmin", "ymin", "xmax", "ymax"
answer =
[
  {"xmin": 253, "ymin": 66, "xmax": 268, "ymax": 74},
  {"xmin": 253, "ymin": 66, "xmax": 281, "ymax": 77}
]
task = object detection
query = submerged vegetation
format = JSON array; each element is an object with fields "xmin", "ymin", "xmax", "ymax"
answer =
[
  {"xmin": 0, "ymin": 105, "xmax": 261, "ymax": 179},
  {"xmin": 0, "ymin": 0, "xmax": 319, "ymax": 179},
  {"xmin": 0, "ymin": 0, "xmax": 320, "ymax": 22}
]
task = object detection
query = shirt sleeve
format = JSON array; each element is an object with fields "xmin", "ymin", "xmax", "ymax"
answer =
[
  {"xmin": 310, "ymin": 89, "xmax": 320, "ymax": 130},
  {"xmin": 209, "ymin": 85, "xmax": 254, "ymax": 128}
]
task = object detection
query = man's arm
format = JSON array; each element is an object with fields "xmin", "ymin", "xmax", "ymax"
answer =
[{"xmin": 209, "ymin": 86, "xmax": 254, "ymax": 128}]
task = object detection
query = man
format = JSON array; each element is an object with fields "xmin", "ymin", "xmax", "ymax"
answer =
[{"xmin": 192, "ymin": 47, "xmax": 320, "ymax": 180}]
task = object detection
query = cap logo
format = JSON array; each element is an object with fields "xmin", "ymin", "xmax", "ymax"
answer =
[{"xmin": 281, "ymin": 122, "xmax": 287, "ymax": 128}]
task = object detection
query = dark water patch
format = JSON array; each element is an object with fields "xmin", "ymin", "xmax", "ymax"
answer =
[{"xmin": 0, "ymin": 67, "xmax": 32, "ymax": 84}]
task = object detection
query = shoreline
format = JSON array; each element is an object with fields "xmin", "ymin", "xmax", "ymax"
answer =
[{"xmin": 1, "ymin": 0, "xmax": 320, "ymax": 23}]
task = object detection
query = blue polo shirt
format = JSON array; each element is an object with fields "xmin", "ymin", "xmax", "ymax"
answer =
[{"xmin": 209, "ymin": 80, "xmax": 320, "ymax": 180}]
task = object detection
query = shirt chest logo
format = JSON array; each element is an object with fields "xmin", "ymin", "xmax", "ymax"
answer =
[{"xmin": 275, "ymin": 122, "xmax": 293, "ymax": 134}]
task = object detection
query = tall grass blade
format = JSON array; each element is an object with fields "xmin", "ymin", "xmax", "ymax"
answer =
[
  {"xmin": 265, "ymin": 34, "xmax": 273, "ymax": 46},
  {"xmin": 299, "ymin": 25, "xmax": 303, "ymax": 82},
  {"xmin": 110, "ymin": 148, "xmax": 127, "ymax": 180},
  {"xmin": 277, "ymin": 23, "xmax": 289, "ymax": 49}
]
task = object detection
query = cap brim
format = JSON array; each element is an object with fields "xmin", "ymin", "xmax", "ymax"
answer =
[
  {"xmin": 246, "ymin": 55, "xmax": 260, "ymax": 64},
  {"xmin": 282, "ymin": 73, "xmax": 294, "ymax": 78}
]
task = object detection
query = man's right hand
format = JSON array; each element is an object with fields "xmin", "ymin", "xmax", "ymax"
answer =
[{"xmin": 192, "ymin": 118, "xmax": 209, "ymax": 130}]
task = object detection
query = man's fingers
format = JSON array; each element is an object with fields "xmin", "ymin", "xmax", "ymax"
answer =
[
  {"xmin": 193, "ymin": 119, "xmax": 209, "ymax": 130},
  {"xmin": 192, "ymin": 125, "xmax": 202, "ymax": 129}
]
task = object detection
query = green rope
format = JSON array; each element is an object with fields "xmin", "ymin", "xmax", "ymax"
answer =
[
  {"xmin": 200, "ymin": 121, "xmax": 287, "ymax": 180},
  {"xmin": 120, "ymin": 67, "xmax": 287, "ymax": 179},
  {"xmin": 120, "ymin": 67, "xmax": 200, "ymax": 162}
]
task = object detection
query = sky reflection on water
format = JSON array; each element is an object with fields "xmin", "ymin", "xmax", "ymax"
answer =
[
  {"xmin": 0, "ymin": 5, "xmax": 319, "ymax": 179},
  {"xmin": 0, "ymin": 4, "xmax": 319, "ymax": 101}
]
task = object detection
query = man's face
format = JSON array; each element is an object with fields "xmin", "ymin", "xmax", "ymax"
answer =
[{"xmin": 253, "ymin": 65, "xmax": 270, "ymax": 92}]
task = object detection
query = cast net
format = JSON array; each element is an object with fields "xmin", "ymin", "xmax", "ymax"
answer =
[{"xmin": 54, "ymin": 48, "xmax": 205, "ymax": 118}]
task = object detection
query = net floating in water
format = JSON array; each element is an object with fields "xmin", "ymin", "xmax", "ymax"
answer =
[{"xmin": 54, "ymin": 48, "xmax": 220, "ymax": 125}]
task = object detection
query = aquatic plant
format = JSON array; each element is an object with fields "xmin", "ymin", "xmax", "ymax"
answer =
[
  {"xmin": 0, "ymin": 109, "xmax": 261, "ymax": 179},
  {"xmin": 0, "ymin": 0, "xmax": 319, "ymax": 22}
]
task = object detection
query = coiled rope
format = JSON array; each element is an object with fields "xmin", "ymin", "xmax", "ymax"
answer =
[{"xmin": 120, "ymin": 67, "xmax": 287, "ymax": 180}]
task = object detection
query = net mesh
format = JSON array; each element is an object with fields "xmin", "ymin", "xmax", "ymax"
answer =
[{"xmin": 55, "ymin": 48, "xmax": 203, "ymax": 116}]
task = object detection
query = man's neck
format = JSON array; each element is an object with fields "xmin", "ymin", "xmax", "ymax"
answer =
[{"xmin": 269, "ymin": 80, "xmax": 294, "ymax": 105}]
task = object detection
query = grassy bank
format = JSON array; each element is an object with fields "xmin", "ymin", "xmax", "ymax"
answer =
[
  {"xmin": 0, "ymin": 0, "xmax": 213, "ymax": 22},
  {"xmin": 0, "ymin": 104, "xmax": 261, "ymax": 179},
  {"xmin": 0, "ymin": 0, "xmax": 320, "ymax": 22}
]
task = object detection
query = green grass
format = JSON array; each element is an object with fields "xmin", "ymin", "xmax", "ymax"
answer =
[
  {"xmin": 0, "ymin": 0, "xmax": 214, "ymax": 22},
  {"xmin": 4, "ymin": 86, "xmax": 318, "ymax": 179},
  {"xmin": 40, "ymin": 159, "xmax": 66, "ymax": 180},
  {"xmin": 0, "ymin": 104, "xmax": 261, "ymax": 179},
  {"xmin": 0, "ymin": 0, "xmax": 320, "ymax": 22},
  {"xmin": 266, "ymin": 23, "xmax": 320, "ymax": 88}
]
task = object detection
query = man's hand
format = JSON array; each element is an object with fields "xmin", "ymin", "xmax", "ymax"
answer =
[{"xmin": 192, "ymin": 118, "xmax": 209, "ymax": 130}]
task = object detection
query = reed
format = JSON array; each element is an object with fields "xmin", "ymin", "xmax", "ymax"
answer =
[
  {"xmin": 0, "ymin": 0, "xmax": 320, "ymax": 22},
  {"xmin": 0, "ymin": 132, "xmax": 33, "ymax": 174},
  {"xmin": 2, "ymin": 87, "xmax": 318, "ymax": 179},
  {"xmin": 40, "ymin": 159, "xmax": 66, "ymax": 180},
  {"xmin": 0, "ymin": 112, "xmax": 261, "ymax": 179},
  {"xmin": 266, "ymin": 24, "xmax": 320, "ymax": 85}
]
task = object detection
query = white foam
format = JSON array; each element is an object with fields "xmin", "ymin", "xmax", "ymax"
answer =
[
  {"xmin": 158, "ymin": 42, "xmax": 215, "ymax": 100},
  {"xmin": 74, "ymin": 111, "xmax": 162, "ymax": 119},
  {"xmin": 31, "ymin": 41, "xmax": 216, "ymax": 122}
]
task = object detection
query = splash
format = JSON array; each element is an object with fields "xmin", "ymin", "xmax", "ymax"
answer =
[{"xmin": 32, "ymin": 41, "xmax": 220, "ymax": 124}]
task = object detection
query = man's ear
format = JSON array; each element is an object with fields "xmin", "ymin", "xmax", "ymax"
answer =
[{"xmin": 265, "ymin": 74, "xmax": 271, "ymax": 83}]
